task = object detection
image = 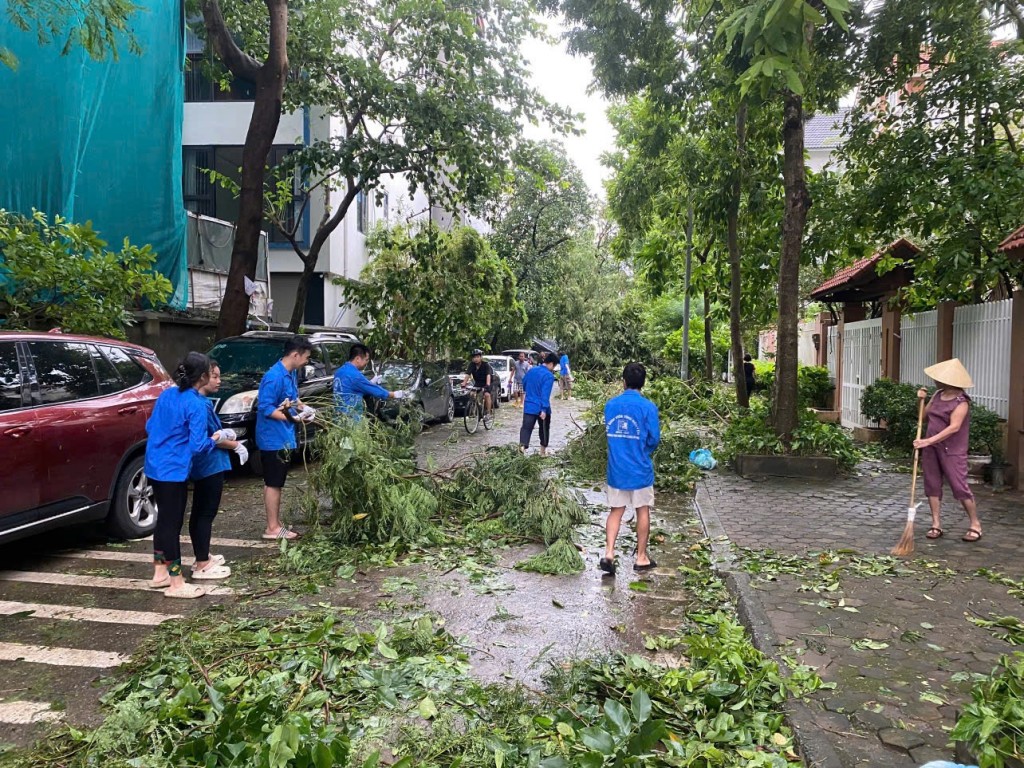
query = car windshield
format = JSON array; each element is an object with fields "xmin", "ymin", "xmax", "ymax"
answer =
[
  {"xmin": 447, "ymin": 360, "xmax": 466, "ymax": 374},
  {"xmin": 485, "ymin": 358, "xmax": 508, "ymax": 372},
  {"xmin": 207, "ymin": 340, "xmax": 284, "ymax": 377},
  {"xmin": 379, "ymin": 362, "xmax": 418, "ymax": 387}
]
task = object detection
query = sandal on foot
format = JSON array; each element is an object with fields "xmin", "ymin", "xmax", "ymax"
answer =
[
  {"xmin": 926, "ymin": 527, "xmax": 944, "ymax": 539},
  {"xmin": 148, "ymin": 577, "xmax": 171, "ymax": 589},
  {"xmin": 633, "ymin": 560, "xmax": 658, "ymax": 572},
  {"xmin": 262, "ymin": 527, "xmax": 300, "ymax": 541},
  {"xmin": 599, "ymin": 557, "xmax": 616, "ymax": 576},
  {"xmin": 164, "ymin": 583, "xmax": 205, "ymax": 599},
  {"xmin": 962, "ymin": 528, "xmax": 983, "ymax": 542},
  {"xmin": 191, "ymin": 564, "xmax": 231, "ymax": 580}
]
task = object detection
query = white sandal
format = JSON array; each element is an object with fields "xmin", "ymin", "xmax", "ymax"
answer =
[
  {"xmin": 148, "ymin": 577, "xmax": 171, "ymax": 589},
  {"xmin": 191, "ymin": 564, "xmax": 231, "ymax": 580},
  {"xmin": 164, "ymin": 583, "xmax": 205, "ymax": 599}
]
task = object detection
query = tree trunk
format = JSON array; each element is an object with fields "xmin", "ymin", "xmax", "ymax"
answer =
[
  {"xmin": 703, "ymin": 284, "xmax": 714, "ymax": 380},
  {"xmin": 728, "ymin": 102, "xmax": 748, "ymax": 407},
  {"xmin": 773, "ymin": 90, "xmax": 811, "ymax": 440},
  {"xmin": 287, "ymin": 256, "xmax": 320, "ymax": 332},
  {"xmin": 207, "ymin": 0, "xmax": 289, "ymax": 340}
]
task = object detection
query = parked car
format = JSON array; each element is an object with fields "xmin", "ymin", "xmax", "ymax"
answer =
[
  {"xmin": 447, "ymin": 358, "xmax": 502, "ymax": 414},
  {"xmin": 205, "ymin": 330, "xmax": 360, "ymax": 474},
  {"xmin": 501, "ymin": 349, "xmax": 540, "ymax": 367},
  {"xmin": 0, "ymin": 331, "xmax": 172, "ymax": 543},
  {"xmin": 370, "ymin": 360, "xmax": 455, "ymax": 423},
  {"xmin": 483, "ymin": 355, "xmax": 515, "ymax": 401}
]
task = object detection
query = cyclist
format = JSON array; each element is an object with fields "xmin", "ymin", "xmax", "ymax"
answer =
[{"xmin": 464, "ymin": 349, "xmax": 494, "ymax": 417}]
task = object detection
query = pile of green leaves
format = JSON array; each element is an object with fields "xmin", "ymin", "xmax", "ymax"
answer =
[
  {"xmin": 645, "ymin": 377, "xmax": 736, "ymax": 423},
  {"xmin": 720, "ymin": 403, "xmax": 859, "ymax": 470},
  {"xmin": 15, "ymin": 610, "xmax": 465, "ymax": 768},
  {"xmin": 951, "ymin": 652, "xmax": 1024, "ymax": 768},
  {"xmin": 861, "ymin": 379, "xmax": 1004, "ymax": 457},
  {"xmin": 0, "ymin": 209, "xmax": 172, "ymax": 338}
]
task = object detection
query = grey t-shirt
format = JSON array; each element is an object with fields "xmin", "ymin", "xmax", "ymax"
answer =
[{"xmin": 513, "ymin": 360, "xmax": 531, "ymax": 382}]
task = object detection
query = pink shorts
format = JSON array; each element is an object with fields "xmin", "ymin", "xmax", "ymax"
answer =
[{"xmin": 920, "ymin": 446, "xmax": 974, "ymax": 501}]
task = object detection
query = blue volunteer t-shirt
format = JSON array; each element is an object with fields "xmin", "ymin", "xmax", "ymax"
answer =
[
  {"xmin": 333, "ymin": 361, "xmax": 390, "ymax": 420},
  {"xmin": 255, "ymin": 361, "xmax": 299, "ymax": 451},
  {"xmin": 145, "ymin": 387, "xmax": 217, "ymax": 482},
  {"xmin": 191, "ymin": 398, "xmax": 232, "ymax": 480},
  {"xmin": 559, "ymin": 354, "xmax": 570, "ymax": 376},
  {"xmin": 522, "ymin": 366, "xmax": 554, "ymax": 415},
  {"xmin": 605, "ymin": 389, "xmax": 661, "ymax": 491}
]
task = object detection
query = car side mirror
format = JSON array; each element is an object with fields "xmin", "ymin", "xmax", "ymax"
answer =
[
  {"xmin": 425, "ymin": 377, "xmax": 433, "ymax": 386},
  {"xmin": 300, "ymin": 364, "xmax": 315, "ymax": 382}
]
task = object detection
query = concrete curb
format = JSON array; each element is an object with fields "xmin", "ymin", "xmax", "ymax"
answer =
[{"xmin": 695, "ymin": 479, "xmax": 845, "ymax": 768}]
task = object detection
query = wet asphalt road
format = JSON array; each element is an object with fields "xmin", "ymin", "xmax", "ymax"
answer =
[{"xmin": 0, "ymin": 397, "xmax": 699, "ymax": 751}]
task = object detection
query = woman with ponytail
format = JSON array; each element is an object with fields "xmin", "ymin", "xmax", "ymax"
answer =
[{"xmin": 144, "ymin": 352, "xmax": 243, "ymax": 598}]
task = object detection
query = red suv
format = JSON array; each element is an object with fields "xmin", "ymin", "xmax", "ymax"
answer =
[{"xmin": 0, "ymin": 331, "xmax": 172, "ymax": 543}]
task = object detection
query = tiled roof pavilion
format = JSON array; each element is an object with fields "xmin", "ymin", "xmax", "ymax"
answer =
[{"xmin": 810, "ymin": 238, "xmax": 920, "ymax": 303}]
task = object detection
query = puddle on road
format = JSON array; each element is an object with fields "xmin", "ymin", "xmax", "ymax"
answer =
[{"xmin": 324, "ymin": 487, "xmax": 704, "ymax": 687}]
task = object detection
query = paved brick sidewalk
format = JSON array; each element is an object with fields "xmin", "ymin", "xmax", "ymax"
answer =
[{"xmin": 695, "ymin": 462, "xmax": 1024, "ymax": 768}]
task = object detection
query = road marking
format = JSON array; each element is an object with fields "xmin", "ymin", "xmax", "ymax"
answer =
[
  {"xmin": 0, "ymin": 600, "xmax": 181, "ymax": 626},
  {"xmin": 140, "ymin": 535, "xmax": 277, "ymax": 549},
  {"xmin": 0, "ymin": 700, "xmax": 64, "ymax": 724},
  {"xmin": 0, "ymin": 571, "xmax": 233, "ymax": 596},
  {"xmin": 0, "ymin": 642, "xmax": 127, "ymax": 668}
]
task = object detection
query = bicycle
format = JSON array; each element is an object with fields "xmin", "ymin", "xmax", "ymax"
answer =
[{"xmin": 463, "ymin": 386, "xmax": 493, "ymax": 434}]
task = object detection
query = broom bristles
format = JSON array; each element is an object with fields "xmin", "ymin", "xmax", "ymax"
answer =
[{"xmin": 891, "ymin": 520, "xmax": 915, "ymax": 555}]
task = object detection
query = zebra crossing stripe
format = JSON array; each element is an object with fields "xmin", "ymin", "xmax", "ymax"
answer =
[
  {"xmin": 0, "ymin": 600, "xmax": 181, "ymax": 626},
  {"xmin": 0, "ymin": 642, "xmax": 128, "ymax": 668},
  {"xmin": 0, "ymin": 700, "xmax": 64, "ymax": 724},
  {"xmin": 0, "ymin": 570, "xmax": 233, "ymax": 596}
]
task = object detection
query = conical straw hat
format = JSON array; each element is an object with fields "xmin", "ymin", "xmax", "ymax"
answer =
[{"xmin": 923, "ymin": 358, "xmax": 973, "ymax": 389}]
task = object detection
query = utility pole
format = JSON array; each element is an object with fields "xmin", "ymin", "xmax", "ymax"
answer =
[{"xmin": 680, "ymin": 203, "xmax": 694, "ymax": 380}]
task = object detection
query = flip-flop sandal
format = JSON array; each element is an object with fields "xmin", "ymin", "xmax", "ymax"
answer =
[
  {"xmin": 962, "ymin": 529, "xmax": 983, "ymax": 542},
  {"xmin": 599, "ymin": 557, "xmax": 616, "ymax": 576},
  {"xmin": 191, "ymin": 564, "xmax": 231, "ymax": 580},
  {"xmin": 926, "ymin": 527, "xmax": 944, "ymax": 539},
  {"xmin": 633, "ymin": 560, "xmax": 658, "ymax": 572},
  {"xmin": 164, "ymin": 583, "xmax": 205, "ymax": 599},
  {"xmin": 262, "ymin": 527, "xmax": 300, "ymax": 541}
]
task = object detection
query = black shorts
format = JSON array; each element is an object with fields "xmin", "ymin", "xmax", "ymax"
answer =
[{"xmin": 261, "ymin": 449, "xmax": 291, "ymax": 489}]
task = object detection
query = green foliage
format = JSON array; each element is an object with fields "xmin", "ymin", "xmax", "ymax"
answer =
[
  {"xmin": 861, "ymin": 379, "xmax": 1004, "ymax": 456},
  {"xmin": 338, "ymin": 225, "xmax": 521, "ymax": 360},
  {"xmin": 0, "ymin": 209, "xmax": 172, "ymax": 339},
  {"xmin": 515, "ymin": 538, "xmax": 585, "ymax": 575},
  {"xmin": 653, "ymin": 428, "xmax": 704, "ymax": 493},
  {"xmin": 645, "ymin": 377, "xmax": 737, "ymax": 423},
  {"xmin": 2, "ymin": 0, "xmax": 141, "ymax": 70},
  {"xmin": 721, "ymin": 402, "xmax": 859, "ymax": 469},
  {"xmin": 755, "ymin": 364, "xmax": 835, "ymax": 408},
  {"xmin": 951, "ymin": 652, "xmax": 1024, "ymax": 768}
]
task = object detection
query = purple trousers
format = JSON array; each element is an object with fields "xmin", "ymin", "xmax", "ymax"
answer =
[{"xmin": 920, "ymin": 446, "xmax": 974, "ymax": 501}]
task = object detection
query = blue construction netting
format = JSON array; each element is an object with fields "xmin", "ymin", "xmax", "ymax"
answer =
[{"xmin": 0, "ymin": 0, "xmax": 188, "ymax": 309}]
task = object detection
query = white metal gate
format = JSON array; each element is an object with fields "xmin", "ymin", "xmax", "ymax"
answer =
[
  {"xmin": 841, "ymin": 318, "xmax": 882, "ymax": 428},
  {"xmin": 826, "ymin": 326, "xmax": 838, "ymax": 381},
  {"xmin": 952, "ymin": 299, "xmax": 1013, "ymax": 418},
  {"xmin": 899, "ymin": 310, "xmax": 938, "ymax": 387}
]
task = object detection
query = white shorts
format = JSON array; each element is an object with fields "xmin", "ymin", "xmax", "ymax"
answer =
[{"xmin": 607, "ymin": 485, "xmax": 654, "ymax": 510}]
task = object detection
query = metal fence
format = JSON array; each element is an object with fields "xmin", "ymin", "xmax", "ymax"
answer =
[
  {"xmin": 827, "ymin": 325, "xmax": 838, "ymax": 381},
  {"xmin": 899, "ymin": 310, "xmax": 938, "ymax": 387},
  {"xmin": 952, "ymin": 299, "xmax": 1013, "ymax": 418},
  {"xmin": 841, "ymin": 318, "xmax": 883, "ymax": 428}
]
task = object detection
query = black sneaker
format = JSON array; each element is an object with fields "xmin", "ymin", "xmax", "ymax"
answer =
[{"xmin": 599, "ymin": 557, "xmax": 616, "ymax": 576}]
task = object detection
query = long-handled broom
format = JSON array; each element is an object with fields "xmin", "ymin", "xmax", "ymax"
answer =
[{"xmin": 891, "ymin": 396, "xmax": 927, "ymax": 556}]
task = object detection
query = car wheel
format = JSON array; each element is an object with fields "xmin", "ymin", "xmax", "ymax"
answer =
[
  {"xmin": 442, "ymin": 395, "xmax": 455, "ymax": 423},
  {"xmin": 106, "ymin": 454, "xmax": 158, "ymax": 539}
]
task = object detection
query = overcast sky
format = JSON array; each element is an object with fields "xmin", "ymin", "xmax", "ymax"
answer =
[{"xmin": 520, "ymin": 18, "xmax": 616, "ymax": 198}]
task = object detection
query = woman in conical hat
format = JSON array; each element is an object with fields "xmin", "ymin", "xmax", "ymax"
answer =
[{"xmin": 913, "ymin": 359, "xmax": 982, "ymax": 542}]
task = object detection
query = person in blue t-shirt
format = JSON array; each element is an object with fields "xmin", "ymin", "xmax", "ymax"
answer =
[
  {"xmin": 600, "ymin": 362, "xmax": 661, "ymax": 577},
  {"xmin": 333, "ymin": 343, "xmax": 408, "ymax": 420},
  {"xmin": 519, "ymin": 353, "xmax": 558, "ymax": 456},
  {"xmin": 256, "ymin": 335, "xmax": 314, "ymax": 541},
  {"xmin": 558, "ymin": 352, "xmax": 573, "ymax": 400},
  {"xmin": 145, "ymin": 352, "xmax": 244, "ymax": 598},
  {"xmin": 189, "ymin": 359, "xmax": 249, "ymax": 581}
]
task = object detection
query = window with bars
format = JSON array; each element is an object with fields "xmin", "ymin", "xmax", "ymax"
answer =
[
  {"xmin": 182, "ymin": 146, "xmax": 306, "ymax": 245},
  {"xmin": 356, "ymin": 191, "xmax": 372, "ymax": 234},
  {"xmin": 184, "ymin": 53, "xmax": 257, "ymax": 103}
]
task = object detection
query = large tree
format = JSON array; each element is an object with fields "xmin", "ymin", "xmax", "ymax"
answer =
[
  {"xmin": 1, "ymin": 0, "xmax": 139, "ymax": 69},
  {"xmin": 196, "ymin": 0, "xmax": 569, "ymax": 335}
]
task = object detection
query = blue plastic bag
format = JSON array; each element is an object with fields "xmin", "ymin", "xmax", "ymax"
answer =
[{"xmin": 689, "ymin": 448, "xmax": 717, "ymax": 470}]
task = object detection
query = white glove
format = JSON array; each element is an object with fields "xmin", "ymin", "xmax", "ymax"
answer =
[
  {"xmin": 297, "ymin": 406, "xmax": 317, "ymax": 423},
  {"xmin": 393, "ymin": 390, "xmax": 408, "ymax": 400},
  {"xmin": 218, "ymin": 428, "xmax": 237, "ymax": 442},
  {"xmin": 233, "ymin": 443, "xmax": 249, "ymax": 465},
  {"xmin": 371, "ymin": 375, "xmax": 383, "ymax": 385}
]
